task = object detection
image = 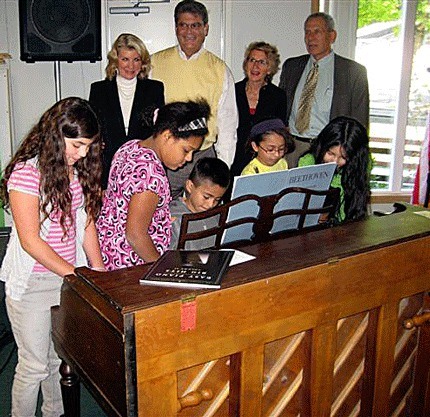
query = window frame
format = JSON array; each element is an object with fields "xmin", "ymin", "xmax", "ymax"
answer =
[{"xmin": 324, "ymin": 0, "xmax": 420, "ymax": 198}]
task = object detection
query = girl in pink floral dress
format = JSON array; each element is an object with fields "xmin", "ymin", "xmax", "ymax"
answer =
[{"xmin": 97, "ymin": 100, "xmax": 210, "ymax": 270}]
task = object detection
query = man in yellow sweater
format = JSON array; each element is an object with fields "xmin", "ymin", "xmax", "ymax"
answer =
[{"xmin": 151, "ymin": 0, "xmax": 238, "ymax": 199}]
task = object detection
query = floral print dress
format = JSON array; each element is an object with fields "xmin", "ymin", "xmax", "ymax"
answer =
[{"xmin": 97, "ymin": 140, "xmax": 171, "ymax": 270}]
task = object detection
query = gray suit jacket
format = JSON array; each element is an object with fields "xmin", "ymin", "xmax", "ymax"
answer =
[{"xmin": 279, "ymin": 53, "xmax": 369, "ymax": 130}]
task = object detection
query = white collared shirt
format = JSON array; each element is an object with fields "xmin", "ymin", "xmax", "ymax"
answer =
[{"xmin": 150, "ymin": 45, "xmax": 238, "ymax": 166}]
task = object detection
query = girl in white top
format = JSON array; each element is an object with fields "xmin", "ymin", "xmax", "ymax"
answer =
[{"xmin": 0, "ymin": 97, "xmax": 105, "ymax": 417}]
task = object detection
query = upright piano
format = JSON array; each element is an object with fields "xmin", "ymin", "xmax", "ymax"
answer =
[{"xmin": 52, "ymin": 205, "xmax": 430, "ymax": 416}]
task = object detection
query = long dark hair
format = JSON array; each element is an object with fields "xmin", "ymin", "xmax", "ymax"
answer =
[
  {"xmin": 311, "ymin": 116, "xmax": 370, "ymax": 221},
  {"xmin": 0, "ymin": 97, "xmax": 103, "ymax": 234}
]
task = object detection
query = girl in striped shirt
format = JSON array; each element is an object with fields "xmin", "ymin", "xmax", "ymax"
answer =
[{"xmin": 0, "ymin": 97, "xmax": 105, "ymax": 417}]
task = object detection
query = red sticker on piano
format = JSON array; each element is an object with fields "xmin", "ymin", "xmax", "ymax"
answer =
[{"xmin": 181, "ymin": 299, "xmax": 197, "ymax": 331}]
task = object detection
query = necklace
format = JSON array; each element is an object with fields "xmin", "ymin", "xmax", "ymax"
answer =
[
  {"xmin": 117, "ymin": 75, "xmax": 137, "ymax": 101},
  {"xmin": 117, "ymin": 83, "xmax": 136, "ymax": 101},
  {"xmin": 246, "ymin": 82, "xmax": 263, "ymax": 108}
]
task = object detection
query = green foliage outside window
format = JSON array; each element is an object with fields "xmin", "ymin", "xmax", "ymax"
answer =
[
  {"xmin": 358, "ymin": 0, "xmax": 401, "ymax": 29},
  {"xmin": 358, "ymin": 0, "xmax": 429, "ymax": 45}
]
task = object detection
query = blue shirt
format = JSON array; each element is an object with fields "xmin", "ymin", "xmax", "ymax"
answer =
[{"xmin": 289, "ymin": 51, "xmax": 335, "ymax": 138}]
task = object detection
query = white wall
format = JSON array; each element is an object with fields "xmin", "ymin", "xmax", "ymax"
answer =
[
  {"xmin": 1, "ymin": 0, "xmax": 318, "ymax": 151},
  {"xmin": 227, "ymin": 1, "xmax": 310, "ymax": 85},
  {"xmin": 106, "ymin": 0, "xmax": 223, "ymax": 57},
  {"xmin": 327, "ymin": 0, "xmax": 358, "ymax": 59}
]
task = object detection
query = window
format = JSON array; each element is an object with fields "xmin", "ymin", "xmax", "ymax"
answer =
[{"xmin": 355, "ymin": 0, "xmax": 430, "ymax": 192}]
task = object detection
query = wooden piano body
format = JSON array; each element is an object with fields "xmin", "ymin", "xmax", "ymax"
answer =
[{"xmin": 52, "ymin": 205, "xmax": 430, "ymax": 416}]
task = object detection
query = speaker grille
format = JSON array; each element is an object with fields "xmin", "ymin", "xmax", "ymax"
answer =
[
  {"xmin": 27, "ymin": 33, "xmax": 51, "ymax": 53},
  {"xmin": 32, "ymin": 0, "xmax": 90, "ymax": 44},
  {"xmin": 19, "ymin": 0, "xmax": 101, "ymax": 62}
]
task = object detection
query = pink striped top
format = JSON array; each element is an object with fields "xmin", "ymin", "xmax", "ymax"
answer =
[{"xmin": 8, "ymin": 162, "xmax": 83, "ymax": 273}]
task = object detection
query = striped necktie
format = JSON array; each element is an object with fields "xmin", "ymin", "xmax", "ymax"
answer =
[{"xmin": 295, "ymin": 63, "xmax": 319, "ymax": 134}]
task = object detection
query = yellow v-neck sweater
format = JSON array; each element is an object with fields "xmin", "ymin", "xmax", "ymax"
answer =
[{"xmin": 151, "ymin": 47, "xmax": 225, "ymax": 150}]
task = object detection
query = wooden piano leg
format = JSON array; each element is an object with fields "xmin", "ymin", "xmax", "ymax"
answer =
[{"xmin": 59, "ymin": 360, "xmax": 81, "ymax": 417}]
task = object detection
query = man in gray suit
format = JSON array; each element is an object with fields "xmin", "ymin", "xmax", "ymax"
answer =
[{"xmin": 279, "ymin": 12, "xmax": 369, "ymax": 167}]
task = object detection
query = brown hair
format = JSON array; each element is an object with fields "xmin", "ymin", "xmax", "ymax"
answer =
[
  {"xmin": 0, "ymin": 97, "xmax": 103, "ymax": 236},
  {"xmin": 174, "ymin": 0, "xmax": 208, "ymax": 25}
]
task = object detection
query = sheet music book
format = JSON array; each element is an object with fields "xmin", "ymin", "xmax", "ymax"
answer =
[
  {"xmin": 221, "ymin": 163, "xmax": 337, "ymax": 245},
  {"xmin": 139, "ymin": 249, "xmax": 235, "ymax": 289}
]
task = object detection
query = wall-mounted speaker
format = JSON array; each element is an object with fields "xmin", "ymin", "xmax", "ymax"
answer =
[{"xmin": 19, "ymin": 0, "xmax": 102, "ymax": 63}]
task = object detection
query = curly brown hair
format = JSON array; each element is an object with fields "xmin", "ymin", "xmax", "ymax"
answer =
[
  {"xmin": 0, "ymin": 97, "xmax": 103, "ymax": 236},
  {"xmin": 242, "ymin": 41, "xmax": 281, "ymax": 83}
]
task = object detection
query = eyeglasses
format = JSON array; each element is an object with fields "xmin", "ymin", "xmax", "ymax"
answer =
[
  {"xmin": 177, "ymin": 22, "xmax": 204, "ymax": 31},
  {"xmin": 247, "ymin": 57, "xmax": 269, "ymax": 66},
  {"xmin": 258, "ymin": 144, "xmax": 286, "ymax": 155}
]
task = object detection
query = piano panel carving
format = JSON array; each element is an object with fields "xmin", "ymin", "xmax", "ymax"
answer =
[
  {"xmin": 164, "ymin": 294, "xmax": 430, "ymax": 417},
  {"xmin": 51, "ymin": 205, "xmax": 430, "ymax": 417}
]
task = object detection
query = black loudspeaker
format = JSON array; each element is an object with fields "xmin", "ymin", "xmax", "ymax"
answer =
[{"xmin": 19, "ymin": 0, "xmax": 102, "ymax": 63}]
